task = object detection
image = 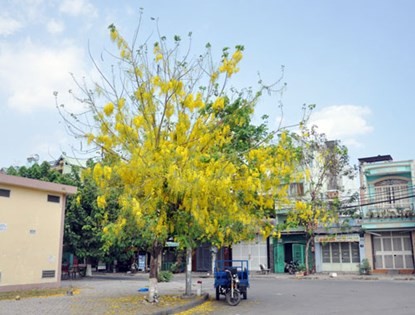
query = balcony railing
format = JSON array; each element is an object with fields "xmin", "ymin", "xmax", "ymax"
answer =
[{"xmin": 363, "ymin": 202, "xmax": 414, "ymax": 219}]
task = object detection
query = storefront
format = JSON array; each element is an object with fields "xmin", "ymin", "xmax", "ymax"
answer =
[
  {"xmin": 273, "ymin": 233, "xmax": 308, "ymax": 273},
  {"xmin": 314, "ymin": 234, "xmax": 363, "ymax": 272},
  {"xmin": 362, "ymin": 222, "xmax": 415, "ymax": 273},
  {"xmin": 371, "ymin": 231, "xmax": 414, "ymax": 270}
]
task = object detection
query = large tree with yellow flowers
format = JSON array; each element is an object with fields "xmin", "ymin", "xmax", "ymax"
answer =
[{"xmin": 58, "ymin": 17, "xmax": 299, "ymax": 301}]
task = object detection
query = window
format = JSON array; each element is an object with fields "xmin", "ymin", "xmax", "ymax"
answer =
[
  {"xmin": 331, "ymin": 243, "xmax": 340, "ymax": 263},
  {"xmin": 374, "ymin": 179, "xmax": 410, "ymax": 209},
  {"xmin": 47, "ymin": 195, "xmax": 60, "ymax": 203},
  {"xmin": 0, "ymin": 189, "xmax": 10, "ymax": 198},
  {"xmin": 322, "ymin": 244, "xmax": 331, "ymax": 263},
  {"xmin": 351, "ymin": 243, "xmax": 360, "ymax": 263},
  {"xmin": 341, "ymin": 243, "xmax": 351, "ymax": 263},
  {"xmin": 289, "ymin": 183, "xmax": 304, "ymax": 197},
  {"xmin": 322, "ymin": 242, "xmax": 360, "ymax": 264}
]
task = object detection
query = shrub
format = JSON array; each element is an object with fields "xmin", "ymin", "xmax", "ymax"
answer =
[
  {"xmin": 359, "ymin": 258, "xmax": 371, "ymax": 275},
  {"xmin": 158, "ymin": 270, "xmax": 173, "ymax": 282},
  {"xmin": 170, "ymin": 262, "xmax": 184, "ymax": 273}
]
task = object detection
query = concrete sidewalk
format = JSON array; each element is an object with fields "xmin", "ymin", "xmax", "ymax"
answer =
[{"xmin": 0, "ymin": 272, "xmax": 213, "ymax": 315}]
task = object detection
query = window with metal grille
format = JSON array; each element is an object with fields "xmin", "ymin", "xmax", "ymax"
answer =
[
  {"xmin": 322, "ymin": 242, "xmax": 360, "ymax": 264},
  {"xmin": 288, "ymin": 183, "xmax": 304, "ymax": 197},
  {"xmin": 0, "ymin": 189, "xmax": 10, "ymax": 198},
  {"xmin": 47, "ymin": 195, "xmax": 60, "ymax": 203},
  {"xmin": 42, "ymin": 270, "xmax": 56, "ymax": 278},
  {"xmin": 374, "ymin": 179, "xmax": 410, "ymax": 209}
]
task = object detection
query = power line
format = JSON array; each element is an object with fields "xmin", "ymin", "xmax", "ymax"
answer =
[{"xmin": 341, "ymin": 193, "xmax": 415, "ymax": 210}]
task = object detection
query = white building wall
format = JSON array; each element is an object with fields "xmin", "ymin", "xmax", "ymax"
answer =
[{"xmin": 232, "ymin": 235, "xmax": 267, "ymax": 271}]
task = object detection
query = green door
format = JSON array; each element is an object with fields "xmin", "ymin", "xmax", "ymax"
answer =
[
  {"xmin": 274, "ymin": 242, "xmax": 285, "ymax": 273},
  {"xmin": 292, "ymin": 244, "xmax": 305, "ymax": 265}
]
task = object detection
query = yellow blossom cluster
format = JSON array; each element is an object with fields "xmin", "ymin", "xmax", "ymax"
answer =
[{"xmin": 219, "ymin": 49, "xmax": 243, "ymax": 77}]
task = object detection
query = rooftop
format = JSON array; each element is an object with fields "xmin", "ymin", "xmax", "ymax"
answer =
[{"xmin": 358, "ymin": 155, "xmax": 393, "ymax": 164}]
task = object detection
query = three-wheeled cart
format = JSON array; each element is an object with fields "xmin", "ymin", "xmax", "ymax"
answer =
[{"xmin": 214, "ymin": 260, "xmax": 249, "ymax": 302}]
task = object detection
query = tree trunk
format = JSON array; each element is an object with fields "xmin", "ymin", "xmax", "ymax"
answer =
[
  {"xmin": 85, "ymin": 258, "xmax": 92, "ymax": 277},
  {"xmin": 211, "ymin": 246, "xmax": 217, "ymax": 275},
  {"xmin": 86, "ymin": 264, "xmax": 92, "ymax": 276},
  {"xmin": 184, "ymin": 247, "xmax": 192, "ymax": 296},
  {"xmin": 305, "ymin": 236, "xmax": 312, "ymax": 274},
  {"xmin": 84, "ymin": 258, "xmax": 92, "ymax": 277},
  {"xmin": 148, "ymin": 241, "xmax": 163, "ymax": 303}
]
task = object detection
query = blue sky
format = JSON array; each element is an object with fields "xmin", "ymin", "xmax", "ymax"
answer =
[{"xmin": 1, "ymin": 0, "xmax": 414, "ymax": 168}]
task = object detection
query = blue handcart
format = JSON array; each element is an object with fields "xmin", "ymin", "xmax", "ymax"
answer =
[{"xmin": 214, "ymin": 260, "xmax": 250, "ymax": 304}]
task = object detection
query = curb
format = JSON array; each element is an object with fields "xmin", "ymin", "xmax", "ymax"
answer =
[{"xmin": 151, "ymin": 292, "xmax": 210, "ymax": 315}]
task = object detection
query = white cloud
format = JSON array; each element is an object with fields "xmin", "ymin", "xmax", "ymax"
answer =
[
  {"xmin": 0, "ymin": 16, "xmax": 23, "ymax": 36},
  {"xmin": 309, "ymin": 105, "xmax": 373, "ymax": 147},
  {"xmin": 0, "ymin": 39, "xmax": 89, "ymax": 113},
  {"xmin": 59, "ymin": 0, "xmax": 98, "ymax": 17},
  {"xmin": 47, "ymin": 19, "xmax": 65, "ymax": 34}
]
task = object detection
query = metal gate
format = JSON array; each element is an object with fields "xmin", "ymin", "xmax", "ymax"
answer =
[
  {"xmin": 274, "ymin": 243, "xmax": 285, "ymax": 273},
  {"xmin": 292, "ymin": 244, "xmax": 305, "ymax": 264},
  {"xmin": 196, "ymin": 243, "xmax": 212, "ymax": 271},
  {"xmin": 373, "ymin": 232, "xmax": 414, "ymax": 269}
]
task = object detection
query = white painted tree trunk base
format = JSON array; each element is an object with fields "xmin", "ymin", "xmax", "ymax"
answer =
[
  {"xmin": 86, "ymin": 264, "xmax": 92, "ymax": 277},
  {"xmin": 148, "ymin": 278, "xmax": 159, "ymax": 303}
]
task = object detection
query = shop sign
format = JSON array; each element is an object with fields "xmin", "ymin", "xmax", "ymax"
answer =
[{"xmin": 315, "ymin": 234, "xmax": 360, "ymax": 243}]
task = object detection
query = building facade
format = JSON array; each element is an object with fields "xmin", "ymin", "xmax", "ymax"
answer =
[
  {"xmin": 313, "ymin": 220, "xmax": 363, "ymax": 273},
  {"xmin": 359, "ymin": 155, "xmax": 415, "ymax": 273},
  {"xmin": 0, "ymin": 173, "xmax": 76, "ymax": 291},
  {"xmin": 274, "ymin": 140, "xmax": 360, "ymax": 274}
]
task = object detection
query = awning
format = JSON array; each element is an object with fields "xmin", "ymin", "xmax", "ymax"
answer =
[
  {"xmin": 165, "ymin": 241, "xmax": 179, "ymax": 247},
  {"xmin": 362, "ymin": 222, "xmax": 415, "ymax": 230}
]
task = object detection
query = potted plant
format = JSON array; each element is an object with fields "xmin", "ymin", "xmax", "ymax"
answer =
[
  {"xmin": 296, "ymin": 263, "xmax": 307, "ymax": 276},
  {"xmin": 359, "ymin": 258, "xmax": 371, "ymax": 275}
]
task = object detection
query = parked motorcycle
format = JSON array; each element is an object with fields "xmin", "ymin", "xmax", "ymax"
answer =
[
  {"xmin": 130, "ymin": 262, "xmax": 139, "ymax": 273},
  {"xmin": 224, "ymin": 267, "xmax": 241, "ymax": 306},
  {"xmin": 285, "ymin": 260, "xmax": 300, "ymax": 275}
]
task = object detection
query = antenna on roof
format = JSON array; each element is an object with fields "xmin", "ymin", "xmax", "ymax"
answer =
[{"xmin": 27, "ymin": 154, "xmax": 39, "ymax": 164}]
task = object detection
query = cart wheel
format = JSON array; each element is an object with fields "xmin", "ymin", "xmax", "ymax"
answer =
[
  {"xmin": 216, "ymin": 287, "xmax": 220, "ymax": 300},
  {"xmin": 226, "ymin": 290, "xmax": 241, "ymax": 306}
]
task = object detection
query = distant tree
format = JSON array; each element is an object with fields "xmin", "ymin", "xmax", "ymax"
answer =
[
  {"xmin": 5, "ymin": 161, "xmax": 76, "ymax": 185},
  {"xmin": 57, "ymin": 17, "xmax": 299, "ymax": 301},
  {"xmin": 62, "ymin": 161, "xmax": 105, "ymax": 269},
  {"xmin": 63, "ymin": 160, "xmax": 143, "ymax": 273}
]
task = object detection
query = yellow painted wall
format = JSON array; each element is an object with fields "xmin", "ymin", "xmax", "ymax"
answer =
[{"xmin": 0, "ymin": 186, "xmax": 64, "ymax": 287}]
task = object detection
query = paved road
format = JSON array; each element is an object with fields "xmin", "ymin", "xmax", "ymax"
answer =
[
  {"xmin": 1, "ymin": 273, "xmax": 415, "ymax": 315},
  {"xmin": 206, "ymin": 276, "xmax": 415, "ymax": 315}
]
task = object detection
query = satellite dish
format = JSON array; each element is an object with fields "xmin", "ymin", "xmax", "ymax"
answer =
[{"xmin": 27, "ymin": 154, "xmax": 39, "ymax": 163}]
